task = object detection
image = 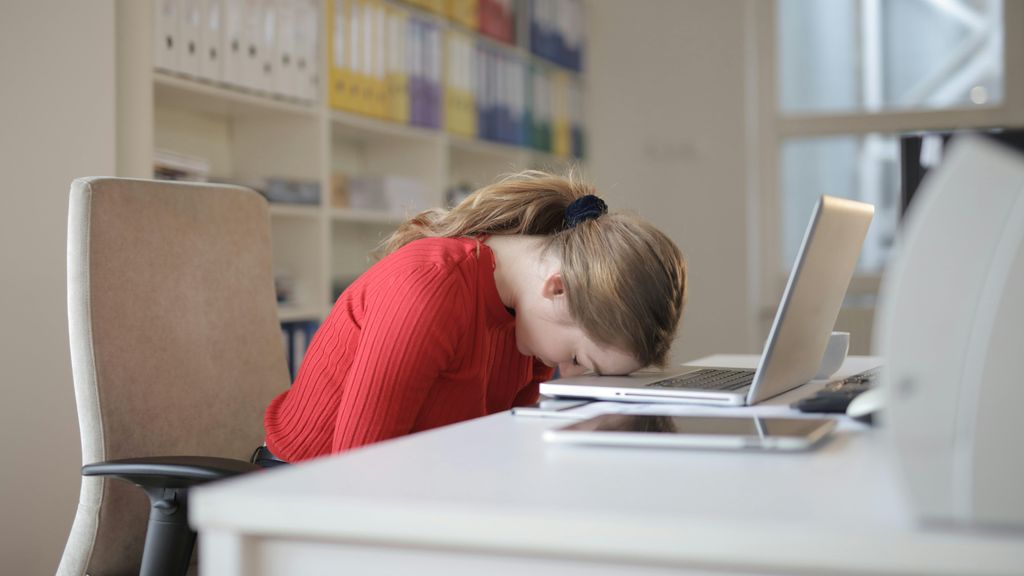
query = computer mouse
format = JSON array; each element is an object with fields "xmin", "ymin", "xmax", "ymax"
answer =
[{"xmin": 846, "ymin": 387, "xmax": 884, "ymax": 425}]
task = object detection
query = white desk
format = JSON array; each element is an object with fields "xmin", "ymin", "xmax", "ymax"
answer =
[{"xmin": 190, "ymin": 356, "xmax": 1024, "ymax": 575}]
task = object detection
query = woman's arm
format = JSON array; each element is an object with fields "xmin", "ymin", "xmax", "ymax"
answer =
[
  {"xmin": 330, "ymin": 266, "xmax": 469, "ymax": 452},
  {"xmin": 510, "ymin": 359, "xmax": 554, "ymax": 407}
]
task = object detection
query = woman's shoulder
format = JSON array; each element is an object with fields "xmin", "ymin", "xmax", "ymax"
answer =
[{"xmin": 387, "ymin": 236, "xmax": 486, "ymax": 270}]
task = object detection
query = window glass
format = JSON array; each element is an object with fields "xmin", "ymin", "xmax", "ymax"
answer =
[
  {"xmin": 778, "ymin": 0, "xmax": 1004, "ymax": 113},
  {"xmin": 781, "ymin": 135, "xmax": 900, "ymax": 272}
]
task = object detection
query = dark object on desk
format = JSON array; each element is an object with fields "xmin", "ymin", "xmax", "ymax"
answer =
[
  {"xmin": 792, "ymin": 369, "xmax": 879, "ymax": 417},
  {"xmin": 900, "ymin": 129, "xmax": 1024, "ymax": 219}
]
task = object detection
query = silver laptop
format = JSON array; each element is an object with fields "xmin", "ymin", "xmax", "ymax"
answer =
[{"xmin": 540, "ymin": 195, "xmax": 874, "ymax": 406}]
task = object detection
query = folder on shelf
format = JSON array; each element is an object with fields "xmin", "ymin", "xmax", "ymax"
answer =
[
  {"xmin": 527, "ymin": 0, "xmax": 583, "ymax": 71},
  {"xmin": 510, "ymin": 55, "xmax": 526, "ymax": 146},
  {"xmin": 281, "ymin": 320, "xmax": 319, "ymax": 380},
  {"xmin": 464, "ymin": 35, "xmax": 478, "ymax": 137},
  {"xmin": 480, "ymin": 0, "xmax": 513, "ymax": 44},
  {"xmin": 240, "ymin": 0, "xmax": 265, "ymax": 92},
  {"xmin": 498, "ymin": 0, "xmax": 516, "ymax": 43},
  {"xmin": 443, "ymin": 29, "xmax": 459, "ymax": 135},
  {"xmin": 410, "ymin": 0, "xmax": 445, "ymax": 16},
  {"xmin": 179, "ymin": 0, "xmax": 203, "ymax": 76},
  {"xmin": 359, "ymin": 0, "xmax": 376, "ymax": 116},
  {"xmin": 551, "ymin": 71, "xmax": 570, "ymax": 158},
  {"xmin": 198, "ymin": 0, "xmax": 224, "ymax": 82},
  {"xmin": 425, "ymin": 22, "xmax": 443, "ymax": 128},
  {"xmin": 361, "ymin": 0, "xmax": 379, "ymax": 117},
  {"xmin": 407, "ymin": 17, "xmax": 420, "ymax": 125},
  {"xmin": 295, "ymin": 0, "xmax": 321, "ymax": 102},
  {"xmin": 486, "ymin": 46, "xmax": 500, "ymax": 141},
  {"xmin": 258, "ymin": 0, "xmax": 279, "ymax": 93},
  {"xmin": 528, "ymin": 64, "xmax": 551, "ymax": 152},
  {"xmin": 222, "ymin": 0, "xmax": 246, "ymax": 87},
  {"xmin": 330, "ymin": 0, "xmax": 361, "ymax": 112},
  {"xmin": 272, "ymin": 0, "xmax": 296, "ymax": 98},
  {"xmin": 386, "ymin": 3, "xmax": 410, "ymax": 123},
  {"xmin": 529, "ymin": 0, "xmax": 551, "ymax": 64},
  {"xmin": 552, "ymin": 0, "xmax": 568, "ymax": 68},
  {"xmin": 566, "ymin": 0, "xmax": 583, "ymax": 71},
  {"xmin": 444, "ymin": 30, "xmax": 475, "ymax": 137},
  {"xmin": 328, "ymin": 0, "xmax": 349, "ymax": 110},
  {"xmin": 474, "ymin": 43, "xmax": 488, "ymax": 139},
  {"xmin": 496, "ymin": 53, "xmax": 510, "ymax": 143},
  {"xmin": 446, "ymin": 0, "xmax": 479, "ymax": 31},
  {"xmin": 371, "ymin": 0, "xmax": 389, "ymax": 119},
  {"xmin": 486, "ymin": 48, "xmax": 499, "ymax": 141},
  {"xmin": 154, "ymin": 0, "xmax": 180, "ymax": 73},
  {"xmin": 408, "ymin": 16, "xmax": 425, "ymax": 126}
]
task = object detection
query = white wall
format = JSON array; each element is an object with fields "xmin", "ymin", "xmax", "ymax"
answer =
[
  {"xmin": 0, "ymin": 1, "xmax": 116, "ymax": 573},
  {"xmin": 586, "ymin": 0, "xmax": 754, "ymax": 363}
]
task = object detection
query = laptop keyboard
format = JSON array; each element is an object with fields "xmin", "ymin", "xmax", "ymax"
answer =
[{"xmin": 646, "ymin": 369, "xmax": 756, "ymax": 392}]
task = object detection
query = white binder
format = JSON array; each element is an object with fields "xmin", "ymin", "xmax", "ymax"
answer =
[
  {"xmin": 222, "ymin": 0, "xmax": 246, "ymax": 87},
  {"xmin": 257, "ymin": 0, "xmax": 278, "ymax": 93},
  {"xmin": 198, "ymin": 0, "xmax": 224, "ymax": 82},
  {"xmin": 179, "ymin": 0, "xmax": 203, "ymax": 75},
  {"xmin": 242, "ymin": 0, "xmax": 265, "ymax": 91},
  {"xmin": 272, "ymin": 0, "xmax": 296, "ymax": 98},
  {"xmin": 154, "ymin": 0, "xmax": 180, "ymax": 73},
  {"xmin": 295, "ymin": 0, "xmax": 320, "ymax": 102}
]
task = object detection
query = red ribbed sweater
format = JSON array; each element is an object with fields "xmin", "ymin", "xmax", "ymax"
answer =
[{"xmin": 264, "ymin": 236, "xmax": 551, "ymax": 461}]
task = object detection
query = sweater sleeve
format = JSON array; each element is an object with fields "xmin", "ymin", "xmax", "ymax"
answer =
[
  {"xmin": 511, "ymin": 358, "xmax": 553, "ymax": 407},
  {"xmin": 331, "ymin": 262, "xmax": 469, "ymax": 452}
]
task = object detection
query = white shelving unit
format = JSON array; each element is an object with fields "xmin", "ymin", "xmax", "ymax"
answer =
[{"xmin": 117, "ymin": 1, "xmax": 583, "ymax": 326}]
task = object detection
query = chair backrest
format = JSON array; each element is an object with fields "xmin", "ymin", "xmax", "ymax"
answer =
[{"xmin": 58, "ymin": 178, "xmax": 291, "ymax": 575}]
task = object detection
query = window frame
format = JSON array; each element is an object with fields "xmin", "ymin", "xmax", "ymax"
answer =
[{"xmin": 746, "ymin": 0, "xmax": 1024, "ymax": 346}]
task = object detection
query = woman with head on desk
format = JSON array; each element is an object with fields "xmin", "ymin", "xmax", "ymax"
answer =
[{"xmin": 259, "ymin": 170, "xmax": 687, "ymax": 463}]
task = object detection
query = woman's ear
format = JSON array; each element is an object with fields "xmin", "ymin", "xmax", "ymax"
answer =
[{"xmin": 541, "ymin": 272, "xmax": 566, "ymax": 300}]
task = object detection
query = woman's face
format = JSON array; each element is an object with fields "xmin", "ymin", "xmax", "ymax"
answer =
[{"xmin": 514, "ymin": 273, "xmax": 641, "ymax": 377}]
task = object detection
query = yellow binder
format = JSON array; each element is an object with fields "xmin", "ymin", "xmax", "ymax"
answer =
[
  {"xmin": 444, "ymin": 30, "xmax": 477, "ymax": 137},
  {"xmin": 447, "ymin": 0, "xmax": 479, "ymax": 30},
  {"xmin": 354, "ymin": 0, "xmax": 374, "ymax": 116},
  {"xmin": 551, "ymin": 71, "xmax": 571, "ymax": 158},
  {"xmin": 328, "ymin": 0, "xmax": 359, "ymax": 113}
]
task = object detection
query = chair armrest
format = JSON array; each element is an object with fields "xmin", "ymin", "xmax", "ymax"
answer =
[
  {"xmin": 82, "ymin": 456, "xmax": 259, "ymax": 490},
  {"xmin": 82, "ymin": 456, "xmax": 259, "ymax": 576}
]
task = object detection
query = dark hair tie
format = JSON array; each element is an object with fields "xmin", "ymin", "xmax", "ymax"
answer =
[{"xmin": 565, "ymin": 195, "xmax": 608, "ymax": 228}]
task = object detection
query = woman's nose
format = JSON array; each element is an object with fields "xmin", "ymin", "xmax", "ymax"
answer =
[{"xmin": 558, "ymin": 362, "xmax": 588, "ymax": 377}]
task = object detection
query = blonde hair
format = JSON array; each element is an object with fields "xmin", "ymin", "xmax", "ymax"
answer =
[{"xmin": 381, "ymin": 170, "xmax": 687, "ymax": 368}]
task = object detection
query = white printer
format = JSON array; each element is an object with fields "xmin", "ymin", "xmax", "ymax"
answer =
[{"xmin": 875, "ymin": 136, "xmax": 1024, "ymax": 529}]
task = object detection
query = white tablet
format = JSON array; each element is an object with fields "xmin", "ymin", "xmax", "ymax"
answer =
[{"xmin": 543, "ymin": 414, "xmax": 836, "ymax": 451}]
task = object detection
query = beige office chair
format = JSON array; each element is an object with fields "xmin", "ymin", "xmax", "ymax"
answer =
[{"xmin": 58, "ymin": 178, "xmax": 292, "ymax": 576}]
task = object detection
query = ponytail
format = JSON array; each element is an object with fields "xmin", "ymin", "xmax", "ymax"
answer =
[{"xmin": 380, "ymin": 169, "xmax": 594, "ymax": 255}]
